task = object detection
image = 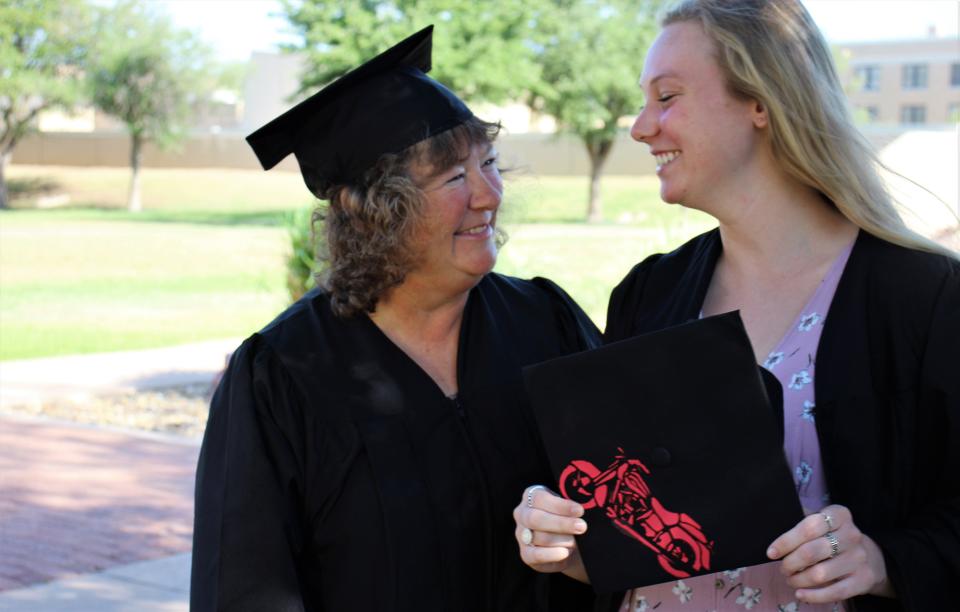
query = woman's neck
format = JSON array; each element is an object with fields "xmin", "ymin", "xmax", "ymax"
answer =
[
  {"xmin": 709, "ymin": 169, "xmax": 858, "ymax": 279},
  {"xmin": 371, "ymin": 284, "xmax": 468, "ymax": 345},
  {"xmin": 368, "ymin": 282, "xmax": 471, "ymax": 397}
]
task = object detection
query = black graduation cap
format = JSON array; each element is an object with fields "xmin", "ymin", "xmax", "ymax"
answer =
[
  {"xmin": 523, "ymin": 312, "xmax": 804, "ymax": 593},
  {"xmin": 246, "ymin": 25, "xmax": 473, "ymax": 194}
]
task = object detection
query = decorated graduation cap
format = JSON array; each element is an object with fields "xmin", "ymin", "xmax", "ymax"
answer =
[
  {"xmin": 523, "ymin": 312, "xmax": 804, "ymax": 593},
  {"xmin": 246, "ymin": 25, "xmax": 473, "ymax": 194}
]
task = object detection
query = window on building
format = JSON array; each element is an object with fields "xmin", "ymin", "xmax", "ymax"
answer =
[
  {"xmin": 855, "ymin": 65, "xmax": 881, "ymax": 91},
  {"xmin": 951, "ymin": 63, "xmax": 960, "ymax": 87},
  {"xmin": 900, "ymin": 105, "xmax": 926, "ymax": 124},
  {"xmin": 901, "ymin": 64, "xmax": 928, "ymax": 90}
]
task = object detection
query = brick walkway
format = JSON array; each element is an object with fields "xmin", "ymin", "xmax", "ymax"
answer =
[{"xmin": 0, "ymin": 416, "xmax": 198, "ymax": 592}]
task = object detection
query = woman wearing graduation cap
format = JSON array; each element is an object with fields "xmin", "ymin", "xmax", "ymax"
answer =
[
  {"xmin": 190, "ymin": 26, "xmax": 599, "ymax": 612},
  {"xmin": 514, "ymin": 1, "xmax": 958, "ymax": 610}
]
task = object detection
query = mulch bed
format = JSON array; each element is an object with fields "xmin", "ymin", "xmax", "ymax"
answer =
[{"xmin": 4, "ymin": 383, "xmax": 212, "ymax": 438}]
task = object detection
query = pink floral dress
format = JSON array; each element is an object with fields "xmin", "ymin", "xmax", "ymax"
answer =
[{"xmin": 621, "ymin": 242, "xmax": 854, "ymax": 612}]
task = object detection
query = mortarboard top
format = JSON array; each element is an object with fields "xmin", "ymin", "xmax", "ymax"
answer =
[
  {"xmin": 523, "ymin": 312, "xmax": 804, "ymax": 593},
  {"xmin": 246, "ymin": 25, "xmax": 473, "ymax": 195}
]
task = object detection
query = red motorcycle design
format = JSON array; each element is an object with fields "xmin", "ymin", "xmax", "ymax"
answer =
[{"xmin": 559, "ymin": 448, "xmax": 714, "ymax": 578}]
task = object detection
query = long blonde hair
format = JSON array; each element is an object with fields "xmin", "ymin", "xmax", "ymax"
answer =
[{"xmin": 662, "ymin": 0, "xmax": 956, "ymax": 257}]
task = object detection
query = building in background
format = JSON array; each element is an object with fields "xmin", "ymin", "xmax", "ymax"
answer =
[{"xmin": 840, "ymin": 34, "xmax": 960, "ymax": 126}]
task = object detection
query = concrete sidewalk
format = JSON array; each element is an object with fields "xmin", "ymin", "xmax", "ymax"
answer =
[
  {"xmin": 0, "ymin": 340, "xmax": 239, "ymax": 610},
  {"xmin": 0, "ymin": 339, "xmax": 238, "ymax": 409},
  {"xmin": 0, "ymin": 553, "xmax": 190, "ymax": 612}
]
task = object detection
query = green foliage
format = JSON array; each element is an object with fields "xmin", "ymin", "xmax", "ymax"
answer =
[
  {"xmin": 531, "ymin": 1, "xmax": 658, "ymax": 148},
  {"xmin": 88, "ymin": 1, "xmax": 215, "ymax": 150},
  {"xmin": 529, "ymin": 0, "xmax": 662, "ymax": 219},
  {"xmin": 280, "ymin": 0, "xmax": 662, "ymax": 221},
  {"xmin": 0, "ymin": 0, "xmax": 91, "ymax": 207},
  {"xmin": 280, "ymin": 0, "xmax": 541, "ymax": 103},
  {"xmin": 285, "ymin": 204, "xmax": 326, "ymax": 302}
]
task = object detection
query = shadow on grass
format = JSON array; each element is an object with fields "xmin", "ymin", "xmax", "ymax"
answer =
[{"xmin": 0, "ymin": 205, "xmax": 290, "ymax": 227}]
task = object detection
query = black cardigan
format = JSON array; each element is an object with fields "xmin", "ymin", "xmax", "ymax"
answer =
[{"xmin": 602, "ymin": 229, "xmax": 960, "ymax": 612}]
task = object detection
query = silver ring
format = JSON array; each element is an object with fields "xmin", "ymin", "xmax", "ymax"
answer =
[
  {"xmin": 526, "ymin": 485, "xmax": 547, "ymax": 508},
  {"xmin": 821, "ymin": 512, "xmax": 835, "ymax": 532},
  {"xmin": 521, "ymin": 527, "xmax": 534, "ymax": 546},
  {"xmin": 825, "ymin": 531, "xmax": 840, "ymax": 559}
]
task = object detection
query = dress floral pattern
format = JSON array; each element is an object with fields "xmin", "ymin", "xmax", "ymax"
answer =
[{"xmin": 620, "ymin": 242, "xmax": 854, "ymax": 612}]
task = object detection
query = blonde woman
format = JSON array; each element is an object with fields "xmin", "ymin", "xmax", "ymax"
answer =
[{"xmin": 514, "ymin": 1, "xmax": 959, "ymax": 610}]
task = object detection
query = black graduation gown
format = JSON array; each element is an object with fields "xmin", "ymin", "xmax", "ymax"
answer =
[
  {"xmin": 190, "ymin": 273, "xmax": 600, "ymax": 612},
  {"xmin": 602, "ymin": 228, "xmax": 960, "ymax": 612}
]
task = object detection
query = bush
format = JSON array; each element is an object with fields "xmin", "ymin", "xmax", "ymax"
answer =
[{"xmin": 285, "ymin": 205, "xmax": 325, "ymax": 302}]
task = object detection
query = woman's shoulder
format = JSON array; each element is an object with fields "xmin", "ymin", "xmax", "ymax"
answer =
[
  {"xmin": 479, "ymin": 272, "xmax": 576, "ymax": 310},
  {"xmin": 242, "ymin": 288, "xmax": 347, "ymax": 374},
  {"xmin": 610, "ymin": 229, "xmax": 719, "ymax": 308},
  {"xmin": 480, "ymin": 273, "xmax": 601, "ymax": 349},
  {"xmin": 853, "ymin": 232, "xmax": 959, "ymax": 297},
  {"xmin": 618, "ymin": 229, "xmax": 718, "ymax": 287}
]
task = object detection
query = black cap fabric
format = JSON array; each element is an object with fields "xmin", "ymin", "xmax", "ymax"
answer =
[
  {"xmin": 523, "ymin": 311, "xmax": 804, "ymax": 593},
  {"xmin": 246, "ymin": 25, "xmax": 473, "ymax": 194}
]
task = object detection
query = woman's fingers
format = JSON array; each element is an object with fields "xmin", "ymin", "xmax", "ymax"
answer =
[
  {"xmin": 527, "ymin": 485, "xmax": 584, "ymax": 517},
  {"xmin": 520, "ymin": 542, "xmax": 575, "ymax": 565},
  {"xmin": 766, "ymin": 504, "xmax": 890, "ymax": 601},
  {"xmin": 784, "ymin": 545, "xmax": 865, "ymax": 588},
  {"xmin": 768, "ymin": 504, "xmax": 850, "ymax": 560},
  {"xmin": 779, "ymin": 523, "xmax": 858, "ymax": 575},
  {"xmin": 526, "ymin": 507, "xmax": 587, "ymax": 535},
  {"xmin": 514, "ymin": 484, "xmax": 589, "ymax": 575}
]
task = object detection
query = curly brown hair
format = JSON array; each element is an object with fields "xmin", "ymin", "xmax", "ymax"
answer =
[{"xmin": 312, "ymin": 116, "xmax": 502, "ymax": 317}]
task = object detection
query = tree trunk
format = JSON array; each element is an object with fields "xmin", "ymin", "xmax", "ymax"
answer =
[
  {"xmin": 127, "ymin": 134, "xmax": 143, "ymax": 212},
  {"xmin": 0, "ymin": 151, "xmax": 10, "ymax": 210},
  {"xmin": 585, "ymin": 138, "xmax": 614, "ymax": 223}
]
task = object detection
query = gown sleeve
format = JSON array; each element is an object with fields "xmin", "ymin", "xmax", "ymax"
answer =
[
  {"xmin": 530, "ymin": 276, "xmax": 602, "ymax": 351},
  {"xmin": 191, "ymin": 336, "xmax": 311, "ymax": 612},
  {"xmin": 870, "ymin": 263, "xmax": 960, "ymax": 610}
]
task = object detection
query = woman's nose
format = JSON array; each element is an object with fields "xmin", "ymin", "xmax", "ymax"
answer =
[
  {"xmin": 470, "ymin": 171, "xmax": 502, "ymax": 210},
  {"xmin": 630, "ymin": 108, "xmax": 656, "ymax": 143}
]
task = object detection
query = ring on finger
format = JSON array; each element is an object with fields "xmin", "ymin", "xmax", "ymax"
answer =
[
  {"xmin": 526, "ymin": 485, "xmax": 547, "ymax": 508},
  {"xmin": 821, "ymin": 512, "xmax": 835, "ymax": 532},
  {"xmin": 825, "ymin": 531, "xmax": 840, "ymax": 559},
  {"xmin": 521, "ymin": 527, "xmax": 535, "ymax": 546}
]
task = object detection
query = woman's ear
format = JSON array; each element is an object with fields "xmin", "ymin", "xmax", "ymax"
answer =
[{"xmin": 752, "ymin": 100, "xmax": 769, "ymax": 129}]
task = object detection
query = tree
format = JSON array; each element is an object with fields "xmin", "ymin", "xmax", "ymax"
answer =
[
  {"xmin": 530, "ymin": 0, "xmax": 662, "ymax": 222},
  {"xmin": 281, "ymin": 0, "xmax": 541, "ymax": 107},
  {"xmin": 0, "ymin": 0, "xmax": 90, "ymax": 209},
  {"xmin": 88, "ymin": 1, "xmax": 214, "ymax": 212}
]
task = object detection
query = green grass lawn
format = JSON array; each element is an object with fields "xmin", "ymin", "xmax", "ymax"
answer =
[{"xmin": 1, "ymin": 165, "xmax": 714, "ymax": 360}]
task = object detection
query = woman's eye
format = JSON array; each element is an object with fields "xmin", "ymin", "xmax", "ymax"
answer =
[
  {"xmin": 445, "ymin": 172, "xmax": 466, "ymax": 184},
  {"xmin": 483, "ymin": 157, "xmax": 498, "ymax": 168},
  {"xmin": 658, "ymin": 94, "xmax": 677, "ymax": 103}
]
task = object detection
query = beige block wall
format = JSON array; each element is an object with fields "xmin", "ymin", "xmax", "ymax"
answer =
[
  {"xmin": 12, "ymin": 131, "xmax": 659, "ymax": 176},
  {"xmin": 9, "ymin": 126, "xmax": 916, "ymax": 177}
]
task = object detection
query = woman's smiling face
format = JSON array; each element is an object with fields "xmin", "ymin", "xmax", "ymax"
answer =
[
  {"xmin": 631, "ymin": 21, "xmax": 767, "ymax": 210},
  {"xmin": 405, "ymin": 142, "xmax": 503, "ymax": 291}
]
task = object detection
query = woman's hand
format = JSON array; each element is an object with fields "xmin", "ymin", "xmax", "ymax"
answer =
[
  {"xmin": 767, "ymin": 504, "xmax": 894, "ymax": 603},
  {"xmin": 513, "ymin": 485, "xmax": 590, "ymax": 583}
]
